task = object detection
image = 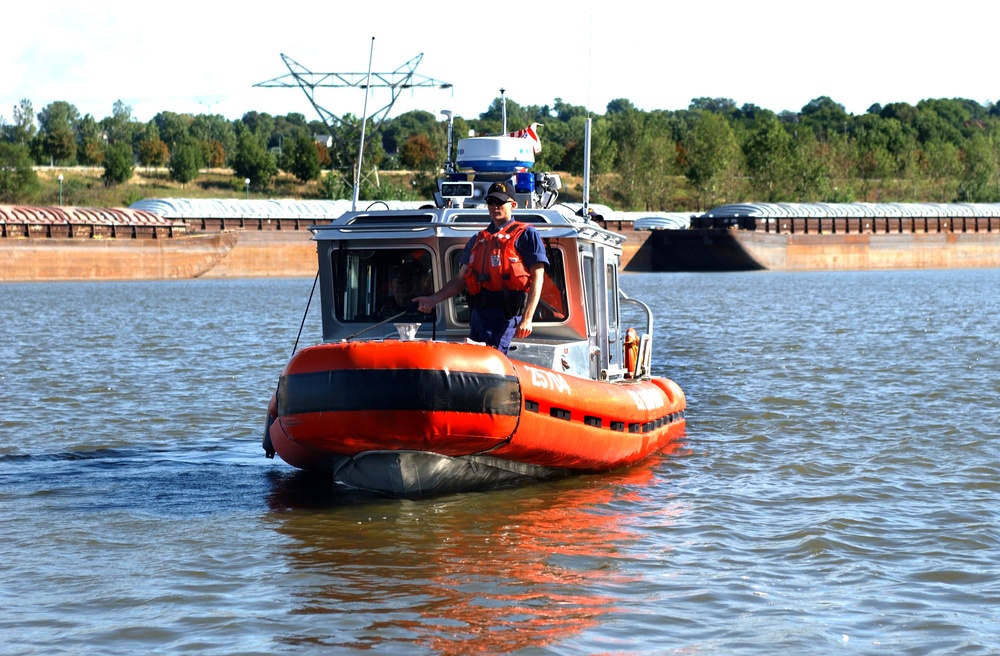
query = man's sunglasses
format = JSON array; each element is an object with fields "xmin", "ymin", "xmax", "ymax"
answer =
[{"xmin": 485, "ymin": 198, "xmax": 510, "ymax": 206}]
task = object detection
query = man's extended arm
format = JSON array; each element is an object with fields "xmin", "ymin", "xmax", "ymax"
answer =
[
  {"xmin": 515, "ymin": 264, "xmax": 545, "ymax": 338},
  {"xmin": 414, "ymin": 264, "xmax": 469, "ymax": 314}
]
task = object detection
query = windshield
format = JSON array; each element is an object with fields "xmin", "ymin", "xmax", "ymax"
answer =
[
  {"xmin": 331, "ymin": 244, "xmax": 570, "ymax": 325},
  {"xmin": 331, "ymin": 247, "xmax": 433, "ymax": 323}
]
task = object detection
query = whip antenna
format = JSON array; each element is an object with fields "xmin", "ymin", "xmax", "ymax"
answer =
[
  {"xmin": 352, "ymin": 37, "xmax": 375, "ymax": 211},
  {"xmin": 582, "ymin": 8, "xmax": 595, "ymax": 217}
]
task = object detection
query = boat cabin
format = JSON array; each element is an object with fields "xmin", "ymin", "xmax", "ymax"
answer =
[
  {"xmin": 310, "ymin": 203, "xmax": 654, "ymax": 384},
  {"xmin": 309, "ymin": 133, "xmax": 653, "ymax": 383}
]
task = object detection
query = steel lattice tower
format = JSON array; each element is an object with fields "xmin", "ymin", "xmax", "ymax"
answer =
[{"xmin": 255, "ymin": 53, "xmax": 452, "ymax": 172}]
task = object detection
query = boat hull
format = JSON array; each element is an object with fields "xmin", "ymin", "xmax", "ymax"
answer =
[{"xmin": 266, "ymin": 340, "xmax": 686, "ymax": 495}]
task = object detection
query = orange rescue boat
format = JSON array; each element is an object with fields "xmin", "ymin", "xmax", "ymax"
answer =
[{"xmin": 263, "ymin": 131, "xmax": 686, "ymax": 496}]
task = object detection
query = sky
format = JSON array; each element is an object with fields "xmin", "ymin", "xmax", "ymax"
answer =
[{"xmin": 3, "ymin": 0, "xmax": 997, "ymax": 128}]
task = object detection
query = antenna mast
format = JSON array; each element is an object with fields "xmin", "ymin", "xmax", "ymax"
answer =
[{"xmin": 352, "ymin": 38, "xmax": 375, "ymax": 210}]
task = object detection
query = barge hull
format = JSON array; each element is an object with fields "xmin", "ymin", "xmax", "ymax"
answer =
[
  {"xmin": 651, "ymin": 229, "xmax": 1000, "ymax": 271},
  {"xmin": 0, "ymin": 233, "xmax": 238, "ymax": 281}
]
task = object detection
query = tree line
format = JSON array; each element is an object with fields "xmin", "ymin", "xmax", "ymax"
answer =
[{"xmin": 2, "ymin": 94, "xmax": 1000, "ymax": 210}]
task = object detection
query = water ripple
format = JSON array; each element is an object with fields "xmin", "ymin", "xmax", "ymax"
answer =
[{"xmin": 2, "ymin": 272, "xmax": 1000, "ymax": 654}]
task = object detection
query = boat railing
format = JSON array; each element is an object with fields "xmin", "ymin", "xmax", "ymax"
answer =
[
  {"xmin": 619, "ymin": 292, "xmax": 654, "ymax": 379},
  {"xmin": 619, "ymin": 291, "xmax": 653, "ymax": 336}
]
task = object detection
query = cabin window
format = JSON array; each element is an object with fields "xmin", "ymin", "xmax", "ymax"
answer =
[
  {"xmin": 605, "ymin": 262, "xmax": 619, "ymax": 364},
  {"xmin": 582, "ymin": 254, "xmax": 597, "ymax": 334},
  {"xmin": 538, "ymin": 247, "xmax": 568, "ymax": 322},
  {"xmin": 448, "ymin": 249, "xmax": 473, "ymax": 323},
  {"xmin": 331, "ymin": 247, "xmax": 433, "ymax": 323},
  {"xmin": 447, "ymin": 245, "xmax": 569, "ymax": 324}
]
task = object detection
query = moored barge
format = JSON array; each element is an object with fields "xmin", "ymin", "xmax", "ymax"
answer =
[{"xmin": 647, "ymin": 202, "xmax": 1000, "ymax": 271}]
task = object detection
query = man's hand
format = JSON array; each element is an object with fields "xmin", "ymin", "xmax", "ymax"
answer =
[
  {"xmin": 413, "ymin": 296, "xmax": 437, "ymax": 314},
  {"xmin": 515, "ymin": 316, "xmax": 533, "ymax": 338}
]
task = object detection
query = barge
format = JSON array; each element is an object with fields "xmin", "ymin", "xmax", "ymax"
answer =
[
  {"xmin": 0, "ymin": 204, "xmax": 237, "ymax": 281},
  {"xmin": 647, "ymin": 202, "xmax": 1000, "ymax": 271}
]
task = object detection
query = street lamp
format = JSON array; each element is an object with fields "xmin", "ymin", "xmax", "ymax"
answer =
[
  {"xmin": 244, "ymin": 178, "xmax": 250, "ymax": 200},
  {"xmin": 57, "ymin": 174, "xmax": 64, "ymax": 206}
]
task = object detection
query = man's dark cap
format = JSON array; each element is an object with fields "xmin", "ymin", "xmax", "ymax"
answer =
[{"xmin": 485, "ymin": 181, "xmax": 515, "ymax": 203}]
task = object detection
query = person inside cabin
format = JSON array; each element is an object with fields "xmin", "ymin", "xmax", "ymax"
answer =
[
  {"xmin": 379, "ymin": 263, "xmax": 424, "ymax": 318},
  {"xmin": 414, "ymin": 181, "xmax": 548, "ymax": 354}
]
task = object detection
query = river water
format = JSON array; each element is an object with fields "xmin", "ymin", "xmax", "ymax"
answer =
[{"xmin": 2, "ymin": 270, "xmax": 998, "ymax": 655}]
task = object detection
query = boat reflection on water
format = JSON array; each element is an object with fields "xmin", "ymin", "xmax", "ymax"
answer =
[{"xmin": 263, "ymin": 443, "xmax": 686, "ymax": 653}]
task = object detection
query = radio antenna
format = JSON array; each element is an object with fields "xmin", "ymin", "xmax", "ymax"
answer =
[
  {"xmin": 582, "ymin": 8, "xmax": 594, "ymax": 217},
  {"xmin": 352, "ymin": 37, "xmax": 375, "ymax": 211}
]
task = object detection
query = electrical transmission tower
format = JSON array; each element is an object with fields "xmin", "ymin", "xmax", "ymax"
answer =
[{"xmin": 254, "ymin": 53, "xmax": 452, "ymax": 183}]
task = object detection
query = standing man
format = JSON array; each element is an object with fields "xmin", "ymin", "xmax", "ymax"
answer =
[{"xmin": 414, "ymin": 181, "xmax": 547, "ymax": 354}]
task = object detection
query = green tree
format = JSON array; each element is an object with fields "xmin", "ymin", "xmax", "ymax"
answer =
[
  {"xmin": 320, "ymin": 170, "xmax": 350, "ymax": 200},
  {"xmin": 918, "ymin": 98, "xmax": 977, "ymax": 141},
  {"xmin": 76, "ymin": 114, "xmax": 105, "ymax": 166},
  {"xmin": 102, "ymin": 142, "xmax": 134, "ymax": 186},
  {"xmin": 606, "ymin": 110, "xmax": 677, "ymax": 210},
  {"xmin": 239, "ymin": 111, "xmax": 276, "ymax": 146},
  {"xmin": 231, "ymin": 127, "xmax": 278, "ymax": 188},
  {"xmin": 0, "ymin": 142, "xmax": 40, "ymax": 203},
  {"xmin": 381, "ymin": 109, "xmax": 440, "ymax": 157},
  {"xmin": 742, "ymin": 114, "xmax": 794, "ymax": 202},
  {"xmin": 956, "ymin": 133, "xmax": 999, "ymax": 202},
  {"xmin": 328, "ymin": 114, "xmax": 385, "ymax": 183},
  {"xmin": 799, "ymin": 96, "xmax": 850, "ymax": 141},
  {"xmin": 103, "ymin": 100, "xmax": 137, "ymax": 146},
  {"xmin": 37, "ymin": 101, "xmax": 80, "ymax": 165},
  {"xmin": 189, "ymin": 114, "xmax": 235, "ymax": 163},
  {"xmin": 168, "ymin": 139, "xmax": 202, "ymax": 185},
  {"xmin": 287, "ymin": 133, "xmax": 322, "ymax": 182},
  {"xmin": 478, "ymin": 96, "xmax": 531, "ymax": 134},
  {"xmin": 605, "ymin": 98, "xmax": 637, "ymax": 115},
  {"xmin": 879, "ymin": 102, "xmax": 918, "ymax": 131},
  {"xmin": 684, "ymin": 110, "xmax": 739, "ymax": 208},
  {"xmin": 42, "ymin": 127, "xmax": 77, "ymax": 166},
  {"xmin": 922, "ymin": 140, "xmax": 962, "ymax": 201},
  {"xmin": 532, "ymin": 135, "xmax": 564, "ymax": 173},
  {"xmin": 788, "ymin": 129, "xmax": 833, "ymax": 201},
  {"xmin": 730, "ymin": 103, "xmax": 774, "ymax": 132},
  {"xmin": 689, "ymin": 97, "xmax": 738, "ymax": 116},
  {"xmin": 914, "ymin": 107, "xmax": 963, "ymax": 146},
  {"xmin": 852, "ymin": 116, "xmax": 894, "ymax": 200},
  {"xmin": 560, "ymin": 116, "xmax": 614, "ymax": 177},
  {"xmin": 152, "ymin": 111, "xmax": 192, "ymax": 151},
  {"xmin": 9, "ymin": 99, "xmax": 37, "ymax": 146},
  {"xmin": 550, "ymin": 98, "xmax": 587, "ymax": 121}
]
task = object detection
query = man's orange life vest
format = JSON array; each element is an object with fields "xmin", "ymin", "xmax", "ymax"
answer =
[{"xmin": 465, "ymin": 222, "xmax": 532, "ymax": 296}]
